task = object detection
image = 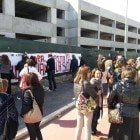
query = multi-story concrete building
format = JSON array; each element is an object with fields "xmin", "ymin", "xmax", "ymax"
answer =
[{"xmin": 0, "ymin": 0, "xmax": 140, "ymax": 52}]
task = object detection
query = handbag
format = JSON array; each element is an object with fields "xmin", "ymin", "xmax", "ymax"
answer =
[
  {"xmin": 108, "ymin": 82, "xmax": 123, "ymax": 124},
  {"xmin": 76, "ymin": 93, "xmax": 96, "ymax": 115},
  {"xmin": 23, "ymin": 90, "xmax": 43, "ymax": 123},
  {"xmin": 108, "ymin": 107, "xmax": 123, "ymax": 124}
]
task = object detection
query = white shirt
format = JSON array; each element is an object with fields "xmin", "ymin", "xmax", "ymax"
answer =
[{"xmin": 19, "ymin": 66, "xmax": 42, "ymax": 81}]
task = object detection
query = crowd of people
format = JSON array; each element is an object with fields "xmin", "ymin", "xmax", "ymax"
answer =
[
  {"xmin": 74, "ymin": 53, "xmax": 140, "ymax": 140},
  {"xmin": 0, "ymin": 52, "xmax": 140, "ymax": 140},
  {"xmin": 0, "ymin": 53, "xmax": 53, "ymax": 140}
]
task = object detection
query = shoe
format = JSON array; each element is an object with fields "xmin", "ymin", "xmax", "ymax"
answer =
[
  {"xmin": 72, "ymin": 97, "xmax": 75, "ymax": 100},
  {"xmin": 43, "ymin": 86, "xmax": 49, "ymax": 91},
  {"xmin": 47, "ymin": 89, "xmax": 53, "ymax": 92},
  {"xmin": 92, "ymin": 132, "xmax": 97, "ymax": 135}
]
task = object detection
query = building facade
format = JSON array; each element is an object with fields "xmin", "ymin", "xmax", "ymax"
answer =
[{"xmin": 0, "ymin": 0, "xmax": 140, "ymax": 52}]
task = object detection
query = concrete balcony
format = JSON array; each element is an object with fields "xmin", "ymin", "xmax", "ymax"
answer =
[
  {"xmin": 99, "ymin": 39, "xmax": 114, "ymax": 48},
  {"xmin": 0, "ymin": 14, "xmax": 56, "ymax": 37},
  {"xmin": 0, "ymin": 14, "xmax": 13, "ymax": 32},
  {"xmin": 100, "ymin": 24, "xmax": 115, "ymax": 34},
  {"xmin": 127, "ymin": 43, "xmax": 138, "ymax": 49},
  {"xmin": 57, "ymin": 19, "xmax": 68, "ymax": 28},
  {"xmin": 113, "ymin": 42, "xmax": 125, "ymax": 48},
  {"xmin": 127, "ymin": 31, "xmax": 138, "ymax": 38},
  {"xmin": 79, "ymin": 37, "xmax": 99, "ymax": 46},
  {"xmin": 13, "ymin": 16, "xmax": 56, "ymax": 37},
  {"xmin": 80, "ymin": 20, "xmax": 99, "ymax": 30},
  {"xmin": 115, "ymin": 28, "xmax": 125, "ymax": 36}
]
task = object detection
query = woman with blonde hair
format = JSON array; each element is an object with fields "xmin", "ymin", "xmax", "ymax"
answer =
[
  {"xmin": 0, "ymin": 78, "xmax": 18, "ymax": 139},
  {"xmin": 108, "ymin": 67, "xmax": 140, "ymax": 140},
  {"xmin": 73, "ymin": 66, "xmax": 88, "ymax": 100},
  {"xmin": 74, "ymin": 66, "xmax": 99, "ymax": 140}
]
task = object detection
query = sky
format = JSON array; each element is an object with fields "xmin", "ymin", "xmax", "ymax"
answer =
[
  {"xmin": 66, "ymin": 0, "xmax": 140, "ymax": 22},
  {"xmin": 84, "ymin": 0, "xmax": 140, "ymax": 22}
]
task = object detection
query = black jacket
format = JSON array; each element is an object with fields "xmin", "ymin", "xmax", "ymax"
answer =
[
  {"xmin": 46, "ymin": 57, "xmax": 55, "ymax": 72},
  {"xmin": 108, "ymin": 79, "xmax": 140, "ymax": 118},
  {"xmin": 21, "ymin": 85, "xmax": 45, "ymax": 117},
  {"xmin": 70, "ymin": 58, "xmax": 78, "ymax": 73}
]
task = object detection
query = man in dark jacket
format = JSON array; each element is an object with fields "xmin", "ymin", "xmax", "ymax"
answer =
[
  {"xmin": 16, "ymin": 54, "xmax": 28, "ymax": 73},
  {"xmin": 70, "ymin": 55, "xmax": 78, "ymax": 79},
  {"xmin": 46, "ymin": 54, "xmax": 56, "ymax": 91}
]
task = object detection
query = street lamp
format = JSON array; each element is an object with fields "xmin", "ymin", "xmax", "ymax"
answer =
[{"xmin": 124, "ymin": 0, "xmax": 128, "ymax": 58}]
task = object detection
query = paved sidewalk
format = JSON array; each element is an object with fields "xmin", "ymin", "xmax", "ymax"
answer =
[{"xmin": 24, "ymin": 107, "xmax": 110, "ymax": 140}]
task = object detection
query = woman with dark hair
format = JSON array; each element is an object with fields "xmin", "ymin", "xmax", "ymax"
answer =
[
  {"xmin": 108, "ymin": 67, "xmax": 140, "ymax": 140},
  {"xmin": 90, "ymin": 68, "xmax": 103, "ymax": 135},
  {"xmin": 0, "ymin": 55, "xmax": 12, "ymax": 94},
  {"xmin": 19, "ymin": 59, "xmax": 42, "ymax": 80},
  {"xmin": 21, "ymin": 73, "xmax": 45, "ymax": 140},
  {"xmin": 19, "ymin": 59, "xmax": 42, "ymax": 90}
]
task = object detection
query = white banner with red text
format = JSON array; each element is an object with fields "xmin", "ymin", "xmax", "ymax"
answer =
[{"xmin": 0, "ymin": 52, "xmax": 81, "ymax": 78}]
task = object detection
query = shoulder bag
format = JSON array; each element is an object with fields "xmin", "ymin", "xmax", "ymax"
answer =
[
  {"xmin": 75, "ymin": 82, "xmax": 97, "ymax": 115},
  {"xmin": 108, "ymin": 82, "xmax": 123, "ymax": 124},
  {"xmin": 23, "ymin": 90, "xmax": 43, "ymax": 123}
]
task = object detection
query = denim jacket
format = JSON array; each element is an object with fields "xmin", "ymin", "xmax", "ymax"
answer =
[{"xmin": 108, "ymin": 79, "xmax": 140, "ymax": 118}]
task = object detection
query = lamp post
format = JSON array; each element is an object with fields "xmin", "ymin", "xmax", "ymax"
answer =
[{"xmin": 124, "ymin": 0, "xmax": 128, "ymax": 58}]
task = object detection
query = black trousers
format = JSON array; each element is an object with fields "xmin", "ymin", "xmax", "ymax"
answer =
[
  {"xmin": 108, "ymin": 116, "xmax": 140, "ymax": 140},
  {"xmin": 26, "ymin": 122, "xmax": 43, "ymax": 140},
  {"xmin": 47, "ymin": 70, "xmax": 56, "ymax": 90},
  {"xmin": 91, "ymin": 106, "xmax": 100, "ymax": 133},
  {"xmin": 6, "ymin": 119, "xmax": 19, "ymax": 140}
]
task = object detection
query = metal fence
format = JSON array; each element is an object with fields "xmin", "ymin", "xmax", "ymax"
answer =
[{"xmin": 0, "ymin": 37, "xmax": 139, "ymax": 68}]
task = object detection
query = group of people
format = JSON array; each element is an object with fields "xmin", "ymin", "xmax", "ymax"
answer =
[
  {"xmin": 0, "ymin": 52, "xmax": 140, "ymax": 140},
  {"xmin": 74, "ymin": 53, "xmax": 140, "ymax": 140},
  {"xmin": 0, "ymin": 53, "xmax": 57, "ymax": 140}
]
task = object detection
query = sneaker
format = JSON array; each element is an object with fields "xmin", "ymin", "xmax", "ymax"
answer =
[
  {"xmin": 43, "ymin": 86, "xmax": 50, "ymax": 91},
  {"xmin": 47, "ymin": 89, "xmax": 53, "ymax": 92},
  {"xmin": 72, "ymin": 97, "xmax": 75, "ymax": 100}
]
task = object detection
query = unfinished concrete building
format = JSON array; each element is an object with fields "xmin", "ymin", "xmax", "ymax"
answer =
[{"xmin": 0, "ymin": 0, "xmax": 140, "ymax": 52}]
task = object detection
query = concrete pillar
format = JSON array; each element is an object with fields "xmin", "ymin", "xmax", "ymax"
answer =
[
  {"xmin": 98, "ymin": 15, "xmax": 100, "ymax": 49},
  {"xmin": 51, "ymin": 37, "xmax": 57, "ymax": 43},
  {"xmin": 51, "ymin": 8, "xmax": 57, "ymax": 24},
  {"xmin": 2, "ymin": 0, "xmax": 15, "ymax": 16},
  {"xmin": 98, "ymin": 15, "xmax": 100, "ymax": 39},
  {"xmin": 47, "ymin": 8, "xmax": 57, "ymax": 43},
  {"xmin": 2, "ymin": 0, "xmax": 15, "ymax": 38},
  {"xmin": 112, "ymin": 20, "xmax": 116, "ymax": 28}
]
